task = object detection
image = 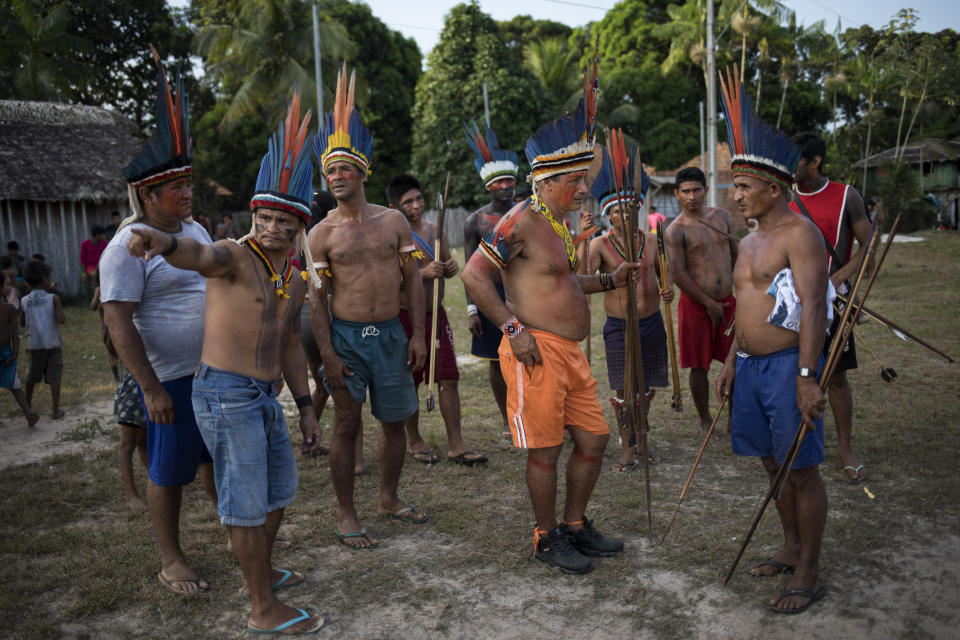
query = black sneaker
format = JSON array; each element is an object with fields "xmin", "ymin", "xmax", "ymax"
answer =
[
  {"xmin": 568, "ymin": 516, "xmax": 624, "ymax": 557},
  {"xmin": 535, "ymin": 526, "xmax": 592, "ymax": 574}
]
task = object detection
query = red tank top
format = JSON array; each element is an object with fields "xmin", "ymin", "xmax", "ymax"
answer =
[{"xmin": 789, "ymin": 180, "xmax": 851, "ymax": 271}]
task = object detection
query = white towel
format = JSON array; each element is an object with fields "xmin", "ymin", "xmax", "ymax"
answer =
[{"xmin": 766, "ymin": 268, "xmax": 836, "ymax": 334}]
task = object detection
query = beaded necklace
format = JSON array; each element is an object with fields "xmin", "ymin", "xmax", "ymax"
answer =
[
  {"xmin": 607, "ymin": 229, "xmax": 645, "ymax": 263},
  {"xmin": 243, "ymin": 237, "xmax": 294, "ymax": 299},
  {"xmin": 531, "ymin": 195, "xmax": 577, "ymax": 270}
]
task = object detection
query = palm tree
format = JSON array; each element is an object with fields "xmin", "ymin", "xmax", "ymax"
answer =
[
  {"xmin": 522, "ymin": 37, "xmax": 580, "ymax": 109},
  {"xmin": 0, "ymin": 0, "xmax": 91, "ymax": 101},
  {"xmin": 195, "ymin": 0, "xmax": 353, "ymax": 131}
]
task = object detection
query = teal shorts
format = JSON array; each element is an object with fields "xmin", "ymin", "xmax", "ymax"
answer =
[{"xmin": 321, "ymin": 317, "xmax": 419, "ymax": 423}]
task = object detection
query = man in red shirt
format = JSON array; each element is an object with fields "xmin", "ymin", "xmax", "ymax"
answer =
[
  {"xmin": 80, "ymin": 225, "xmax": 107, "ymax": 300},
  {"xmin": 789, "ymin": 132, "xmax": 871, "ymax": 483}
]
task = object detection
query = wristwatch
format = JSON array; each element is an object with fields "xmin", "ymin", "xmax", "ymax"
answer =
[
  {"xmin": 796, "ymin": 367, "xmax": 817, "ymax": 379},
  {"xmin": 500, "ymin": 316, "xmax": 525, "ymax": 339}
]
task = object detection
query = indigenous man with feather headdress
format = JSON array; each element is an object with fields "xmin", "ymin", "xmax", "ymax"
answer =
[
  {"xmin": 306, "ymin": 64, "xmax": 428, "ymax": 550},
  {"xmin": 462, "ymin": 48, "xmax": 638, "ymax": 575},
  {"xmin": 126, "ymin": 88, "xmax": 324, "ymax": 634},
  {"xmin": 714, "ymin": 68, "xmax": 832, "ymax": 614},
  {"xmin": 100, "ymin": 47, "xmax": 218, "ymax": 597}
]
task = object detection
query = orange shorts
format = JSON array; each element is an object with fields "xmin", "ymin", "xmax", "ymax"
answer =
[{"xmin": 499, "ymin": 329, "xmax": 609, "ymax": 449}]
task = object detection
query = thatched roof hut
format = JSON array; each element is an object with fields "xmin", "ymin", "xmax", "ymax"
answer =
[{"xmin": 0, "ymin": 100, "xmax": 141, "ymax": 297}]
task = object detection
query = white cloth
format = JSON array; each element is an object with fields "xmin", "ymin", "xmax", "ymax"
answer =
[
  {"xmin": 765, "ymin": 268, "xmax": 836, "ymax": 334},
  {"xmin": 99, "ymin": 221, "xmax": 210, "ymax": 382},
  {"xmin": 20, "ymin": 289, "xmax": 62, "ymax": 349}
]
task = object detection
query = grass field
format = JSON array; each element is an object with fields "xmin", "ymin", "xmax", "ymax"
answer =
[{"xmin": 1, "ymin": 232, "xmax": 958, "ymax": 639}]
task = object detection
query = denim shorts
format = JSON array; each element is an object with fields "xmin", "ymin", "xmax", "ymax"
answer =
[{"xmin": 191, "ymin": 363, "xmax": 298, "ymax": 527}]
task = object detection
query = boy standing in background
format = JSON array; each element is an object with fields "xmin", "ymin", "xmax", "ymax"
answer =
[{"xmin": 20, "ymin": 260, "xmax": 66, "ymax": 419}]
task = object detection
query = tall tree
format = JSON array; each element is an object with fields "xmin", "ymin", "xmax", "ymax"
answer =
[
  {"xmin": 411, "ymin": 2, "xmax": 554, "ymax": 208},
  {"xmin": 522, "ymin": 37, "xmax": 580, "ymax": 109},
  {"xmin": 324, "ymin": 0, "xmax": 422, "ymax": 203},
  {"xmin": 194, "ymin": 0, "xmax": 353, "ymax": 131},
  {"xmin": 0, "ymin": 0, "xmax": 92, "ymax": 101}
]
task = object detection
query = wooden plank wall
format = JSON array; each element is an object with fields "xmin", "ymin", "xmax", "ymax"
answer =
[{"xmin": 1, "ymin": 198, "xmax": 127, "ymax": 298}]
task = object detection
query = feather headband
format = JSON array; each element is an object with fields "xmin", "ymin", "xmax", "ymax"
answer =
[
  {"xmin": 525, "ymin": 36, "xmax": 600, "ymax": 184},
  {"xmin": 314, "ymin": 63, "xmax": 374, "ymax": 175},
  {"xmin": 249, "ymin": 87, "xmax": 314, "ymax": 223},
  {"xmin": 124, "ymin": 45, "xmax": 191, "ymax": 189},
  {"xmin": 591, "ymin": 130, "xmax": 649, "ymax": 217},
  {"xmin": 463, "ymin": 119, "xmax": 518, "ymax": 188},
  {"xmin": 719, "ymin": 65, "xmax": 800, "ymax": 193}
]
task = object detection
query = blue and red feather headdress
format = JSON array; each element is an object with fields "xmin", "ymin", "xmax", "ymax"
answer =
[
  {"xmin": 314, "ymin": 63, "xmax": 374, "ymax": 175},
  {"xmin": 463, "ymin": 119, "xmax": 518, "ymax": 188},
  {"xmin": 124, "ymin": 45, "xmax": 191, "ymax": 189},
  {"xmin": 591, "ymin": 129, "xmax": 649, "ymax": 217},
  {"xmin": 719, "ymin": 65, "xmax": 800, "ymax": 192},
  {"xmin": 525, "ymin": 37, "xmax": 600, "ymax": 184},
  {"xmin": 250, "ymin": 87, "xmax": 314, "ymax": 223}
]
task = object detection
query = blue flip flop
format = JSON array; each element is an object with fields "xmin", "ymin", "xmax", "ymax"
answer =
[
  {"xmin": 247, "ymin": 608, "xmax": 324, "ymax": 635},
  {"xmin": 333, "ymin": 527, "xmax": 378, "ymax": 550},
  {"xmin": 272, "ymin": 569, "xmax": 304, "ymax": 591}
]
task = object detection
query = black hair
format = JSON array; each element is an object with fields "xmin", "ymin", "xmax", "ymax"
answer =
[
  {"xmin": 32, "ymin": 254, "xmax": 45, "ymax": 262},
  {"xmin": 111, "ymin": 210, "xmax": 121, "ymax": 218},
  {"xmin": 675, "ymin": 167, "xmax": 706, "ymax": 189},
  {"xmin": 24, "ymin": 260, "xmax": 51, "ymax": 287},
  {"xmin": 91, "ymin": 224, "xmax": 106, "ymax": 237},
  {"xmin": 385, "ymin": 174, "xmax": 423, "ymax": 208},
  {"xmin": 791, "ymin": 132, "xmax": 826, "ymax": 173},
  {"xmin": 308, "ymin": 190, "xmax": 337, "ymax": 231},
  {"xmin": 7, "ymin": 241, "xmax": 18, "ymax": 251}
]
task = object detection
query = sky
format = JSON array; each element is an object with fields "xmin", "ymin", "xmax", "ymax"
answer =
[{"xmin": 360, "ymin": 0, "xmax": 959, "ymax": 57}]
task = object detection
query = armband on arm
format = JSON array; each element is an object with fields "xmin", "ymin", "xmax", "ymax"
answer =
[
  {"xmin": 500, "ymin": 316, "xmax": 525, "ymax": 339},
  {"xmin": 399, "ymin": 244, "xmax": 426, "ymax": 263},
  {"xmin": 599, "ymin": 272, "xmax": 617, "ymax": 291}
]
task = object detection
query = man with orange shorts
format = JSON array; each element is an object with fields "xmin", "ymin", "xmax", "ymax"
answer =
[{"xmin": 462, "ymin": 63, "xmax": 638, "ymax": 575}]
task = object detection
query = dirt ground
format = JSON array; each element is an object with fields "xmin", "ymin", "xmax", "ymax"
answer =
[{"xmin": 2, "ymin": 234, "xmax": 958, "ymax": 639}]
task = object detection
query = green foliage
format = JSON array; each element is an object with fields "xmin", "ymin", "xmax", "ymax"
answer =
[
  {"xmin": 191, "ymin": 101, "xmax": 271, "ymax": 214},
  {"xmin": 411, "ymin": 2, "xmax": 554, "ymax": 209},
  {"xmin": 325, "ymin": 0, "xmax": 422, "ymax": 204},
  {"xmin": 65, "ymin": 0, "xmax": 193, "ymax": 130},
  {"xmin": 0, "ymin": 0, "xmax": 93, "ymax": 101},
  {"xmin": 875, "ymin": 161, "xmax": 937, "ymax": 233}
]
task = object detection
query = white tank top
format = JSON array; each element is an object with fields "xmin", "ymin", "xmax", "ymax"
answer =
[{"xmin": 21, "ymin": 289, "xmax": 62, "ymax": 349}]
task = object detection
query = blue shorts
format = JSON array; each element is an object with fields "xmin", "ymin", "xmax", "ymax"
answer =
[
  {"xmin": 137, "ymin": 375, "xmax": 213, "ymax": 487},
  {"xmin": 0, "ymin": 348, "xmax": 15, "ymax": 389},
  {"xmin": 191, "ymin": 364, "xmax": 298, "ymax": 527},
  {"xmin": 603, "ymin": 313, "xmax": 669, "ymax": 391},
  {"xmin": 731, "ymin": 347, "xmax": 825, "ymax": 469},
  {"xmin": 471, "ymin": 282, "xmax": 505, "ymax": 360},
  {"xmin": 321, "ymin": 317, "xmax": 418, "ymax": 423}
]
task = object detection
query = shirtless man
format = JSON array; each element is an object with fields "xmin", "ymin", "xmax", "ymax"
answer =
[
  {"xmin": 790, "ymin": 132, "xmax": 872, "ymax": 483},
  {"xmin": 580, "ymin": 201, "xmax": 674, "ymax": 471},
  {"xmin": 462, "ymin": 121, "xmax": 520, "ymax": 437},
  {"xmin": 308, "ymin": 72, "xmax": 428, "ymax": 547},
  {"xmin": 463, "ymin": 178, "xmax": 516, "ymax": 435},
  {"xmin": 386, "ymin": 174, "xmax": 486, "ymax": 466},
  {"xmin": 126, "ymin": 95, "xmax": 324, "ymax": 634},
  {"xmin": 462, "ymin": 97, "xmax": 639, "ymax": 573},
  {"xmin": 664, "ymin": 166, "xmax": 737, "ymax": 436},
  {"xmin": 716, "ymin": 77, "xmax": 829, "ymax": 613}
]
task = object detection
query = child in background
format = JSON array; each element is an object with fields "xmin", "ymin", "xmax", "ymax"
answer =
[
  {"xmin": 1, "ymin": 273, "xmax": 39, "ymax": 427},
  {"xmin": 19, "ymin": 260, "xmax": 66, "ymax": 419}
]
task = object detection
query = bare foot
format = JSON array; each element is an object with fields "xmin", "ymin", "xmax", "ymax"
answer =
[
  {"xmin": 248, "ymin": 606, "xmax": 323, "ymax": 635},
  {"xmin": 27, "ymin": 412, "xmax": 40, "ymax": 428},
  {"xmin": 51, "ymin": 409, "xmax": 65, "ymax": 420},
  {"xmin": 354, "ymin": 462, "xmax": 367, "ymax": 475},
  {"xmin": 700, "ymin": 424, "xmax": 722, "ymax": 441},
  {"xmin": 126, "ymin": 495, "xmax": 148, "ymax": 512}
]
